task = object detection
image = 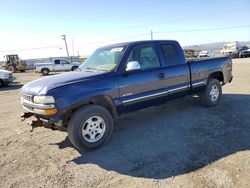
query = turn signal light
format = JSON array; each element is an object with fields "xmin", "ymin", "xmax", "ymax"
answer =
[{"xmin": 34, "ymin": 108, "xmax": 57, "ymax": 116}]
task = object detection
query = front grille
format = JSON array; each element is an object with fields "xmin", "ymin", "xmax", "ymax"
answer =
[
  {"xmin": 9, "ymin": 73, "xmax": 12, "ymax": 78},
  {"xmin": 22, "ymin": 93, "xmax": 33, "ymax": 102}
]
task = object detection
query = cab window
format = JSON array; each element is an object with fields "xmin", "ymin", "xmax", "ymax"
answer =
[
  {"xmin": 127, "ymin": 44, "xmax": 160, "ymax": 70},
  {"xmin": 61, "ymin": 60, "xmax": 70, "ymax": 64}
]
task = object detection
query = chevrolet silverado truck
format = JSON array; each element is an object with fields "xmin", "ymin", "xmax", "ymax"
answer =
[
  {"xmin": 21, "ymin": 40, "xmax": 233, "ymax": 150},
  {"xmin": 35, "ymin": 58, "xmax": 80, "ymax": 75}
]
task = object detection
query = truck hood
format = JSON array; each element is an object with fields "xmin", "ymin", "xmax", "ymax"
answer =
[
  {"xmin": 72, "ymin": 62, "xmax": 81, "ymax": 65},
  {"xmin": 241, "ymin": 49, "xmax": 250, "ymax": 52},
  {"xmin": 0, "ymin": 69, "xmax": 12, "ymax": 74},
  {"xmin": 22, "ymin": 71, "xmax": 104, "ymax": 95}
]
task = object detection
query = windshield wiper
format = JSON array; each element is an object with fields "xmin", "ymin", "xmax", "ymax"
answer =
[
  {"xmin": 85, "ymin": 67, "xmax": 98, "ymax": 72},
  {"xmin": 84, "ymin": 67, "xmax": 107, "ymax": 72}
]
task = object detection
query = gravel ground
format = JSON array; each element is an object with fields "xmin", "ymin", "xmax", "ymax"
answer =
[{"xmin": 0, "ymin": 58, "xmax": 249, "ymax": 188}]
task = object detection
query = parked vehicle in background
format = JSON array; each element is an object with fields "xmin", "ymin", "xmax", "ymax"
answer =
[
  {"xmin": 239, "ymin": 46, "xmax": 250, "ymax": 58},
  {"xmin": 21, "ymin": 40, "xmax": 233, "ymax": 151},
  {"xmin": 2, "ymin": 54, "xmax": 27, "ymax": 72},
  {"xmin": 35, "ymin": 58, "xmax": 80, "ymax": 75},
  {"xmin": 183, "ymin": 49, "xmax": 200, "ymax": 59},
  {"xmin": 198, "ymin": 50, "xmax": 214, "ymax": 58},
  {"xmin": 221, "ymin": 41, "xmax": 240, "ymax": 58},
  {"xmin": 0, "ymin": 68, "xmax": 13, "ymax": 87}
]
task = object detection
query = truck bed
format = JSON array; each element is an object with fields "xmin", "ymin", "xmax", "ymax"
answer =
[{"xmin": 188, "ymin": 56, "xmax": 232, "ymax": 86}]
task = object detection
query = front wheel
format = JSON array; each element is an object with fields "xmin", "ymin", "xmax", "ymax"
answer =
[
  {"xmin": 200, "ymin": 78, "xmax": 222, "ymax": 107},
  {"xmin": 0, "ymin": 79, "xmax": 3, "ymax": 87},
  {"xmin": 67, "ymin": 105, "xmax": 114, "ymax": 151},
  {"xmin": 71, "ymin": 66, "xmax": 78, "ymax": 71}
]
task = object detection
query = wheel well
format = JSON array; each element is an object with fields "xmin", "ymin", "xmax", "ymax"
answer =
[
  {"xmin": 88, "ymin": 96, "xmax": 117, "ymax": 118},
  {"xmin": 71, "ymin": 66, "xmax": 78, "ymax": 71},
  {"xmin": 41, "ymin": 67, "xmax": 49, "ymax": 71},
  {"xmin": 209, "ymin": 71, "xmax": 224, "ymax": 83},
  {"xmin": 63, "ymin": 96, "xmax": 117, "ymax": 125}
]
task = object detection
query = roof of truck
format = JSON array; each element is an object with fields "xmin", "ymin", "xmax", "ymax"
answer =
[{"xmin": 103, "ymin": 40, "xmax": 178, "ymax": 48}]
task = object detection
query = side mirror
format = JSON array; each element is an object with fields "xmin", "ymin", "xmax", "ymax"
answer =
[{"xmin": 125, "ymin": 61, "xmax": 141, "ymax": 72}]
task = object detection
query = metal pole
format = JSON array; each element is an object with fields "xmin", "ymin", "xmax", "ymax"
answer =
[
  {"xmin": 61, "ymin": 35, "xmax": 69, "ymax": 57},
  {"xmin": 151, "ymin": 30, "xmax": 153, "ymax": 40},
  {"xmin": 72, "ymin": 39, "xmax": 74, "ymax": 57}
]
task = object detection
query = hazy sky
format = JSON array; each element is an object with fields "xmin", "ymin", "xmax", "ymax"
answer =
[{"xmin": 0, "ymin": 0, "xmax": 249, "ymax": 59}]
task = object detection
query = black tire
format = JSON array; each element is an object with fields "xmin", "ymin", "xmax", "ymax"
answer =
[
  {"xmin": 20, "ymin": 70, "xmax": 25, "ymax": 72},
  {"xmin": 67, "ymin": 105, "xmax": 114, "ymax": 151},
  {"xmin": 41, "ymin": 68, "xmax": 49, "ymax": 75},
  {"xmin": 0, "ymin": 79, "xmax": 3, "ymax": 87},
  {"xmin": 8, "ymin": 66, "xmax": 16, "ymax": 73},
  {"xmin": 3, "ymin": 82, "xmax": 8, "ymax": 86},
  {"xmin": 200, "ymin": 78, "xmax": 222, "ymax": 107},
  {"xmin": 71, "ymin": 66, "xmax": 78, "ymax": 71}
]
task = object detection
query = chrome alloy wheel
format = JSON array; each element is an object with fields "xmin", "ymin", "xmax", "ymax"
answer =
[
  {"xmin": 210, "ymin": 85, "xmax": 219, "ymax": 102},
  {"xmin": 81, "ymin": 116, "xmax": 106, "ymax": 143}
]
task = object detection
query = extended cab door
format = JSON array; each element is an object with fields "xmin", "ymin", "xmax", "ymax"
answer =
[
  {"xmin": 157, "ymin": 42, "xmax": 190, "ymax": 100},
  {"xmin": 118, "ymin": 43, "xmax": 166, "ymax": 113},
  {"xmin": 54, "ymin": 59, "xmax": 61, "ymax": 71}
]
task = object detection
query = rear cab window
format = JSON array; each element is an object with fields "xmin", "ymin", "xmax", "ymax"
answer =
[
  {"xmin": 55, "ymin": 60, "xmax": 60, "ymax": 65},
  {"xmin": 160, "ymin": 43, "xmax": 183, "ymax": 67}
]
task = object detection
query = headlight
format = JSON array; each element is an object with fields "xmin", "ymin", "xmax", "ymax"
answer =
[{"xmin": 33, "ymin": 96, "xmax": 55, "ymax": 104}]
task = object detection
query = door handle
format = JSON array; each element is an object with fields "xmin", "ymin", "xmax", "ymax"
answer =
[{"xmin": 159, "ymin": 73, "xmax": 165, "ymax": 79}]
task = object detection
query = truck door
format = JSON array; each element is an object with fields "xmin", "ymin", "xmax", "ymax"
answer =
[
  {"xmin": 60, "ymin": 59, "xmax": 71, "ymax": 71},
  {"xmin": 157, "ymin": 42, "xmax": 190, "ymax": 101},
  {"xmin": 118, "ymin": 43, "xmax": 165, "ymax": 113}
]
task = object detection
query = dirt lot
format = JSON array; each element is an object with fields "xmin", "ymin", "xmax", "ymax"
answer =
[{"xmin": 0, "ymin": 58, "xmax": 250, "ymax": 188}]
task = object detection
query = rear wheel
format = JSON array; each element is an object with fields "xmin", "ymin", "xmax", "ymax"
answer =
[
  {"xmin": 67, "ymin": 105, "xmax": 114, "ymax": 151},
  {"xmin": 41, "ymin": 68, "xmax": 49, "ymax": 75},
  {"xmin": 200, "ymin": 78, "xmax": 222, "ymax": 107}
]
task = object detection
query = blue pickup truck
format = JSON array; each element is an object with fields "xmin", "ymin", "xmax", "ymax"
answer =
[{"xmin": 21, "ymin": 40, "xmax": 233, "ymax": 150}]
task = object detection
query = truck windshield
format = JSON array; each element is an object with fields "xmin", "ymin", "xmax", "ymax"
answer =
[{"xmin": 79, "ymin": 46, "xmax": 126, "ymax": 72}]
